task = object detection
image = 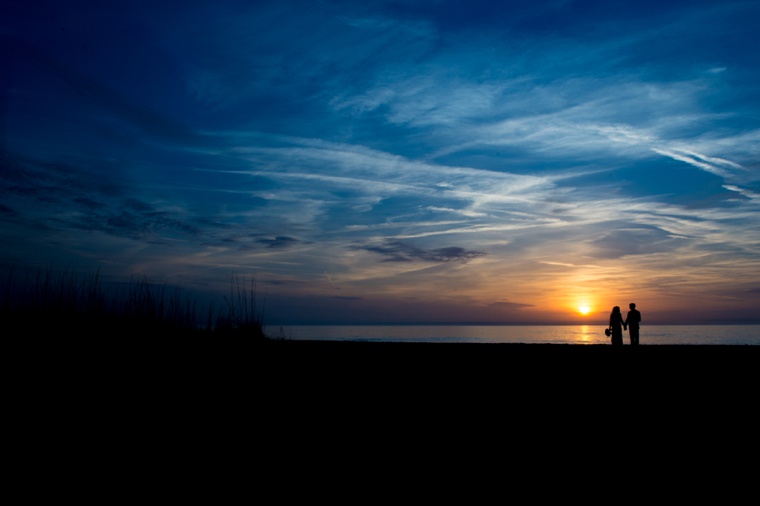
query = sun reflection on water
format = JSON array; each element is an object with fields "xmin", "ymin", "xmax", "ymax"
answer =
[{"xmin": 577, "ymin": 325, "xmax": 596, "ymax": 343}]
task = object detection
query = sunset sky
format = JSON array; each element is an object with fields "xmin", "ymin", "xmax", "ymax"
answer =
[{"xmin": 2, "ymin": 0, "xmax": 759, "ymax": 324}]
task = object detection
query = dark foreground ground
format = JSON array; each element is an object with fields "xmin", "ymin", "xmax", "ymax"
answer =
[
  {"xmin": 256, "ymin": 337, "xmax": 760, "ymax": 362},
  {"xmin": 18, "ymin": 336, "xmax": 759, "ymax": 402},
  {"xmin": 248, "ymin": 340, "xmax": 759, "ymax": 416},
  {"xmin": 302, "ymin": 339, "xmax": 758, "ymax": 381},
  {"xmin": 252, "ymin": 339, "xmax": 760, "ymax": 383},
  {"xmin": 21, "ymin": 337, "xmax": 759, "ymax": 379},
  {"xmin": 258, "ymin": 337, "xmax": 760, "ymax": 354},
  {"xmin": 12, "ymin": 337, "xmax": 758, "ymax": 454}
]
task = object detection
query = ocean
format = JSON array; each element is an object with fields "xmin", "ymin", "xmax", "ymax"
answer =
[{"xmin": 273, "ymin": 324, "xmax": 760, "ymax": 345}]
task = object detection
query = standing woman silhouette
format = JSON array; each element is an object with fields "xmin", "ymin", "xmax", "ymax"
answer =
[{"xmin": 609, "ymin": 306, "xmax": 625, "ymax": 346}]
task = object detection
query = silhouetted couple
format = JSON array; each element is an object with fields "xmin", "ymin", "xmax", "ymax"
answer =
[{"xmin": 609, "ymin": 303, "xmax": 641, "ymax": 346}]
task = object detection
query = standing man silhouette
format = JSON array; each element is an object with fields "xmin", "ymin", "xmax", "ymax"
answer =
[{"xmin": 625, "ymin": 303, "xmax": 641, "ymax": 345}]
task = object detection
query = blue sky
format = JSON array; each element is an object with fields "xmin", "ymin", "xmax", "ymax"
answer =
[{"xmin": 2, "ymin": 0, "xmax": 759, "ymax": 324}]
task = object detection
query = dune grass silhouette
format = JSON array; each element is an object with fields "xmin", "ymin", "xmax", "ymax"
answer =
[{"xmin": 1, "ymin": 267, "xmax": 268, "ymax": 339}]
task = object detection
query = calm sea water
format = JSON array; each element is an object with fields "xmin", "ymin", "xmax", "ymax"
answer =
[{"xmin": 274, "ymin": 325, "xmax": 760, "ymax": 345}]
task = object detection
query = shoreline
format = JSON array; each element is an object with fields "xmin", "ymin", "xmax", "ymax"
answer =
[
  {"xmin": 253, "ymin": 339, "xmax": 760, "ymax": 390},
  {"xmin": 257, "ymin": 338, "xmax": 760, "ymax": 363},
  {"xmin": 260, "ymin": 338, "xmax": 760, "ymax": 349},
  {"xmin": 256, "ymin": 339, "xmax": 760, "ymax": 381},
  {"xmin": 269, "ymin": 324, "xmax": 760, "ymax": 346}
]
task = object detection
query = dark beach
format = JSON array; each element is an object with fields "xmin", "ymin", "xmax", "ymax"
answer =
[
  {"xmin": 255, "ymin": 338, "xmax": 759, "ymax": 377},
  {"xmin": 258, "ymin": 337, "xmax": 760, "ymax": 358},
  {"xmin": 14, "ymin": 336, "xmax": 755, "ymax": 436}
]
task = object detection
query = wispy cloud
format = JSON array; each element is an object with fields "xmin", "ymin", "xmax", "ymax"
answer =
[
  {"xmin": 723, "ymin": 185, "xmax": 760, "ymax": 203},
  {"xmin": 652, "ymin": 148, "xmax": 731, "ymax": 178},
  {"xmin": 355, "ymin": 240, "xmax": 485, "ymax": 263},
  {"xmin": 2, "ymin": 0, "xmax": 759, "ymax": 323}
]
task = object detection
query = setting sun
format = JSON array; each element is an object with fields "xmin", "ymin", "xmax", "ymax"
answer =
[{"xmin": 579, "ymin": 306, "xmax": 591, "ymax": 315}]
